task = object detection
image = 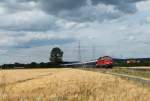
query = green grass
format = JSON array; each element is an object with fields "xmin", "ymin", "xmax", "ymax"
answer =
[
  {"xmin": 78, "ymin": 67, "xmax": 150, "ymax": 79},
  {"xmin": 112, "ymin": 68, "xmax": 150, "ymax": 79}
]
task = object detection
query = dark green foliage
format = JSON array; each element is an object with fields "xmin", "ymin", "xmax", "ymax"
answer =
[
  {"xmin": 1, "ymin": 62, "xmax": 62, "ymax": 69},
  {"xmin": 114, "ymin": 59, "xmax": 150, "ymax": 67},
  {"xmin": 50, "ymin": 47, "xmax": 63, "ymax": 64}
]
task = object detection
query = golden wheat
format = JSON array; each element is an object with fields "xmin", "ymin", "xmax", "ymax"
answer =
[{"xmin": 0, "ymin": 68, "xmax": 149, "ymax": 101}]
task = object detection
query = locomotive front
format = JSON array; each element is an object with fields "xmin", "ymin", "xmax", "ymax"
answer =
[{"xmin": 96, "ymin": 56, "xmax": 113, "ymax": 68}]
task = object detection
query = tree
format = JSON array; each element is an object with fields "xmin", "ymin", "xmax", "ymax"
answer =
[
  {"xmin": 30, "ymin": 62, "xmax": 37, "ymax": 68},
  {"xmin": 50, "ymin": 47, "xmax": 63, "ymax": 64}
]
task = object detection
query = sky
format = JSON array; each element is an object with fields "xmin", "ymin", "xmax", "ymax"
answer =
[{"xmin": 0, "ymin": 0, "xmax": 150, "ymax": 64}]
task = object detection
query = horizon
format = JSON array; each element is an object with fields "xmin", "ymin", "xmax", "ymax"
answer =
[{"xmin": 2, "ymin": 56, "xmax": 150, "ymax": 65}]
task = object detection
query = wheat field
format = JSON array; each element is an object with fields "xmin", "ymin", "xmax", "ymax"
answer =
[{"xmin": 0, "ymin": 68, "xmax": 150, "ymax": 101}]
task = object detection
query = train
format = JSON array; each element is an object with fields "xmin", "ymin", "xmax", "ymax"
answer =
[
  {"xmin": 61, "ymin": 56, "xmax": 113, "ymax": 68},
  {"xmin": 96, "ymin": 56, "xmax": 113, "ymax": 68}
]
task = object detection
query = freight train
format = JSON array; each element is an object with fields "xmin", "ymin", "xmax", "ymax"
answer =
[{"xmin": 96, "ymin": 56, "xmax": 113, "ymax": 68}]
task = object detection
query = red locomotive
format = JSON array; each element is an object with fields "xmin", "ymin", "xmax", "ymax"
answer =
[{"xmin": 96, "ymin": 56, "xmax": 113, "ymax": 68}]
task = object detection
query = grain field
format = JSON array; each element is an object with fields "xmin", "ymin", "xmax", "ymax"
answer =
[{"xmin": 0, "ymin": 68, "xmax": 149, "ymax": 101}]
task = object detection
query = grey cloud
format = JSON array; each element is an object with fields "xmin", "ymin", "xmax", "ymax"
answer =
[
  {"xmin": 0, "ymin": 0, "xmax": 146, "ymax": 22},
  {"xmin": 91, "ymin": 0, "xmax": 146, "ymax": 13},
  {"xmin": 39, "ymin": 0, "xmax": 143, "ymax": 14},
  {"xmin": 91, "ymin": 0, "xmax": 146, "ymax": 5},
  {"xmin": 38, "ymin": 0, "xmax": 121, "ymax": 22},
  {"xmin": 57, "ymin": 6, "xmax": 122, "ymax": 22},
  {"xmin": 0, "ymin": 31, "xmax": 76, "ymax": 48},
  {"xmin": 39, "ymin": 0, "xmax": 87, "ymax": 14},
  {"xmin": 38, "ymin": 0, "xmax": 145, "ymax": 22},
  {"xmin": 16, "ymin": 38, "xmax": 76, "ymax": 48}
]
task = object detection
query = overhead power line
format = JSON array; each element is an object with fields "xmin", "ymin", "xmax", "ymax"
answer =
[{"xmin": 78, "ymin": 42, "xmax": 81, "ymax": 62}]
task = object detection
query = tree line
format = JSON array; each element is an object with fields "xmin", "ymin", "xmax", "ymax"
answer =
[
  {"xmin": 1, "ymin": 47, "xmax": 65, "ymax": 69},
  {"xmin": 113, "ymin": 58, "xmax": 150, "ymax": 67},
  {"xmin": 1, "ymin": 47, "xmax": 150, "ymax": 69}
]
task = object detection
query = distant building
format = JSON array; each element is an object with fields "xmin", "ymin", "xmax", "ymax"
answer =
[{"xmin": 126, "ymin": 59, "xmax": 140, "ymax": 64}]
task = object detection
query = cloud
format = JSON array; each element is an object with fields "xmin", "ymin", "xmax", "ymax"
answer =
[
  {"xmin": 0, "ymin": 0, "xmax": 146, "ymax": 23},
  {"xmin": 91, "ymin": 0, "xmax": 143, "ymax": 13},
  {"xmin": 0, "ymin": 33, "xmax": 17, "ymax": 47},
  {"xmin": 0, "ymin": 0, "xmax": 38, "ymax": 13},
  {"xmin": 38, "ymin": 1, "xmax": 120, "ymax": 22},
  {"xmin": 39, "ymin": 0, "xmax": 144, "ymax": 14},
  {"xmin": 18, "ymin": 39, "xmax": 75, "ymax": 48},
  {"xmin": 39, "ymin": 0, "xmax": 87, "ymax": 14},
  {"xmin": 38, "ymin": 0, "xmax": 145, "ymax": 22},
  {"xmin": 0, "ymin": 30, "xmax": 76, "ymax": 49},
  {"xmin": 0, "ymin": 0, "xmax": 150, "ymax": 64},
  {"xmin": 0, "ymin": 10, "xmax": 59, "ymax": 31},
  {"xmin": 137, "ymin": 0, "xmax": 150, "ymax": 11},
  {"xmin": 15, "ymin": 32, "xmax": 76, "ymax": 48}
]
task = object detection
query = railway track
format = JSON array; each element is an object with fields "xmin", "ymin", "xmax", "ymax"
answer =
[{"xmin": 117, "ymin": 67, "xmax": 150, "ymax": 71}]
